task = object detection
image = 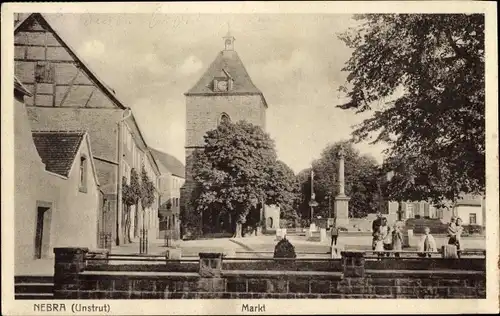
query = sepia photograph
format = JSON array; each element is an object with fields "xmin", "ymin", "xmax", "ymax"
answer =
[{"xmin": 1, "ymin": 2, "xmax": 498, "ymax": 315}]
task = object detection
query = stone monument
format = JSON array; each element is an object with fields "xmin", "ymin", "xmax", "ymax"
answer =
[{"xmin": 334, "ymin": 146, "xmax": 350, "ymax": 226}]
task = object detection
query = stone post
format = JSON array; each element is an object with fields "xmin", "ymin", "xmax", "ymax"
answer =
[
  {"xmin": 199, "ymin": 253, "xmax": 223, "ymax": 277},
  {"xmin": 441, "ymin": 245, "xmax": 459, "ymax": 259},
  {"xmin": 341, "ymin": 251, "xmax": 365, "ymax": 278},
  {"xmin": 198, "ymin": 253, "xmax": 225, "ymax": 293},
  {"xmin": 166, "ymin": 247, "xmax": 182, "ymax": 260},
  {"xmin": 320, "ymin": 228, "xmax": 327, "ymax": 243},
  {"xmin": 334, "ymin": 146, "xmax": 350, "ymax": 226},
  {"xmin": 406, "ymin": 229, "xmax": 414, "ymax": 248},
  {"xmin": 331, "ymin": 244, "xmax": 345, "ymax": 259},
  {"xmin": 53, "ymin": 247, "xmax": 88, "ymax": 299}
]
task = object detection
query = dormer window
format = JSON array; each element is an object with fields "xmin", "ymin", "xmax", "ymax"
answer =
[
  {"xmin": 213, "ymin": 69, "xmax": 233, "ymax": 92},
  {"xmin": 214, "ymin": 79, "xmax": 228, "ymax": 92}
]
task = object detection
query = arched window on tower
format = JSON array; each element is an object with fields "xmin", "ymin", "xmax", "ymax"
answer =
[{"xmin": 219, "ymin": 113, "xmax": 231, "ymax": 126}]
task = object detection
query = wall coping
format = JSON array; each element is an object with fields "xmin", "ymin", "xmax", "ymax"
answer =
[
  {"xmin": 80, "ymin": 271, "xmax": 200, "ymax": 278},
  {"xmin": 366, "ymin": 269, "xmax": 485, "ymax": 277},
  {"xmin": 199, "ymin": 253, "xmax": 224, "ymax": 259},
  {"xmin": 222, "ymin": 270, "xmax": 343, "ymax": 278}
]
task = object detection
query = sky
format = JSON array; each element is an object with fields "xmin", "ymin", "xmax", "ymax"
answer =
[{"xmin": 44, "ymin": 13, "xmax": 389, "ymax": 173}]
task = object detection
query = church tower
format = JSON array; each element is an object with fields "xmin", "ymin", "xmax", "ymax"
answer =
[{"xmin": 180, "ymin": 31, "xmax": 268, "ymax": 236}]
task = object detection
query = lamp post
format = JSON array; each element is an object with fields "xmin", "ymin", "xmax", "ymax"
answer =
[
  {"xmin": 308, "ymin": 169, "xmax": 318, "ymax": 225},
  {"xmin": 328, "ymin": 194, "xmax": 331, "ymax": 219}
]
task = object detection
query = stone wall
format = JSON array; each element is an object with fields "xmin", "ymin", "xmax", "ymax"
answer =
[
  {"xmin": 185, "ymin": 95, "xmax": 266, "ymax": 148},
  {"xmin": 53, "ymin": 248, "xmax": 486, "ymax": 299}
]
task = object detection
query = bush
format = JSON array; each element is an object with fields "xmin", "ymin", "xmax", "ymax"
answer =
[{"xmin": 273, "ymin": 237, "xmax": 297, "ymax": 259}]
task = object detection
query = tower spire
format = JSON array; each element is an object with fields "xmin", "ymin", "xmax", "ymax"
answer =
[{"xmin": 223, "ymin": 23, "xmax": 235, "ymax": 51}]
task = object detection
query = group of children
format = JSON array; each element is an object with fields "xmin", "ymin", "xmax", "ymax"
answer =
[
  {"xmin": 371, "ymin": 214, "xmax": 464, "ymax": 257},
  {"xmin": 372, "ymin": 217, "xmax": 406, "ymax": 257},
  {"xmin": 329, "ymin": 213, "xmax": 464, "ymax": 257}
]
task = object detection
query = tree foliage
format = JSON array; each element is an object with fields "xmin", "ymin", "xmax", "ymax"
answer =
[
  {"xmin": 297, "ymin": 141, "xmax": 383, "ymax": 219},
  {"xmin": 265, "ymin": 160, "xmax": 301, "ymax": 222},
  {"xmin": 192, "ymin": 120, "xmax": 295, "ymax": 237},
  {"xmin": 338, "ymin": 14, "xmax": 485, "ymax": 205},
  {"xmin": 140, "ymin": 165, "xmax": 156, "ymax": 209},
  {"xmin": 121, "ymin": 167, "xmax": 156, "ymax": 242},
  {"xmin": 121, "ymin": 169, "xmax": 141, "ymax": 243}
]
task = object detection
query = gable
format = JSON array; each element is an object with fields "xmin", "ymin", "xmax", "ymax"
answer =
[{"xmin": 14, "ymin": 13, "xmax": 125, "ymax": 109}]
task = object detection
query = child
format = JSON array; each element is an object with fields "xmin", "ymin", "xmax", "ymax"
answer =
[
  {"xmin": 448, "ymin": 217, "xmax": 463, "ymax": 258},
  {"xmin": 418, "ymin": 226, "xmax": 437, "ymax": 257},
  {"xmin": 447, "ymin": 216, "xmax": 458, "ymax": 238},
  {"xmin": 383, "ymin": 225, "xmax": 394, "ymax": 257},
  {"xmin": 392, "ymin": 222, "xmax": 404, "ymax": 258},
  {"xmin": 375, "ymin": 218, "xmax": 388, "ymax": 257},
  {"xmin": 330, "ymin": 223, "xmax": 339, "ymax": 246}
]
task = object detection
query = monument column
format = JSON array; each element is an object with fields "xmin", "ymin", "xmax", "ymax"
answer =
[{"xmin": 334, "ymin": 146, "xmax": 350, "ymax": 226}]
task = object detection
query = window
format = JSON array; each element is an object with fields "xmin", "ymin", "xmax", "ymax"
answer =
[
  {"xmin": 267, "ymin": 217, "xmax": 273, "ymax": 228},
  {"xmin": 219, "ymin": 113, "xmax": 231, "ymax": 126},
  {"xmin": 469, "ymin": 213, "xmax": 477, "ymax": 225},
  {"xmin": 35, "ymin": 62, "xmax": 55, "ymax": 83},
  {"xmin": 424, "ymin": 203, "xmax": 430, "ymax": 217},
  {"xmin": 79, "ymin": 156, "xmax": 87, "ymax": 193},
  {"xmin": 406, "ymin": 204, "xmax": 415, "ymax": 218}
]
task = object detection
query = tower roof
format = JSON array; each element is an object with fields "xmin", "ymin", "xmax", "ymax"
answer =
[{"xmin": 185, "ymin": 50, "xmax": 263, "ymax": 96}]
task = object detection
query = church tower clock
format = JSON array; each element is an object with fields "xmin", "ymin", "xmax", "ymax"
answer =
[{"xmin": 180, "ymin": 31, "xmax": 268, "ymax": 236}]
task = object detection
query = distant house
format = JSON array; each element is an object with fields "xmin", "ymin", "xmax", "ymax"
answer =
[
  {"xmin": 14, "ymin": 76, "xmax": 101, "ymax": 269},
  {"xmin": 14, "ymin": 13, "xmax": 162, "ymax": 245},
  {"xmin": 149, "ymin": 148, "xmax": 185, "ymax": 240},
  {"xmin": 386, "ymin": 194, "xmax": 485, "ymax": 226}
]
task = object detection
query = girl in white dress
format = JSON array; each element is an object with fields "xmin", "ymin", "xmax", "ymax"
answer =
[{"xmin": 375, "ymin": 218, "xmax": 388, "ymax": 256}]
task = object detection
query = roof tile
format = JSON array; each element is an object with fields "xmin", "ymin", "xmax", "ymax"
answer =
[
  {"xmin": 149, "ymin": 148, "xmax": 185, "ymax": 178},
  {"xmin": 32, "ymin": 131, "xmax": 85, "ymax": 177}
]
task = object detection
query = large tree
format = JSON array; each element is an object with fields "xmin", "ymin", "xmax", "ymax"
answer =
[
  {"xmin": 338, "ymin": 14, "xmax": 485, "ymax": 205},
  {"xmin": 265, "ymin": 160, "xmax": 301, "ymax": 224},
  {"xmin": 192, "ymin": 120, "xmax": 293, "ymax": 238},
  {"xmin": 297, "ymin": 141, "xmax": 383, "ymax": 220}
]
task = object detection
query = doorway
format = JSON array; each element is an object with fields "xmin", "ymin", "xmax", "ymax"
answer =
[{"xmin": 34, "ymin": 205, "xmax": 52, "ymax": 259}]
